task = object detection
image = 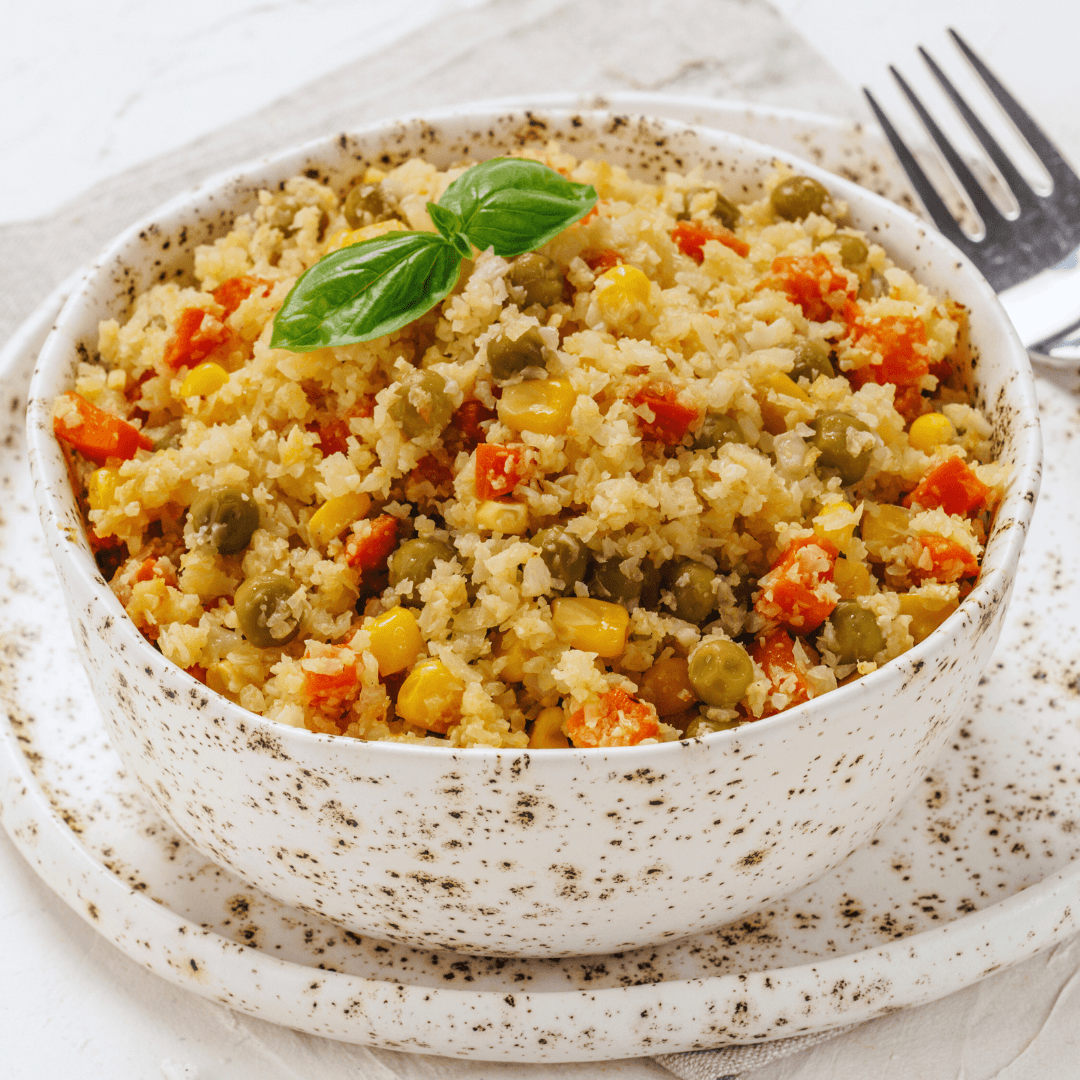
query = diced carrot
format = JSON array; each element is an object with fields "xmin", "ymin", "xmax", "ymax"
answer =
[
  {"xmin": 751, "ymin": 629, "xmax": 813, "ymax": 717},
  {"xmin": 475, "ymin": 444, "xmax": 525, "ymax": 500},
  {"xmin": 134, "ymin": 557, "xmax": 157, "ymax": 583},
  {"xmin": 409, "ymin": 453, "xmax": 454, "ymax": 491},
  {"xmin": 631, "ymin": 385, "xmax": 700, "ymax": 445},
  {"xmin": 908, "ymin": 535, "xmax": 980, "ymax": 584},
  {"xmin": 313, "ymin": 417, "xmax": 352, "ymax": 458},
  {"xmin": 848, "ymin": 314, "xmax": 929, "ymax": 390},
  {"xmin": 345, "ymin": 515, "xmax": 398, "ymax": 572},
  {"xmin": 584, "ymin": 248, "xmax": 623, "ymax": 272},
  {"xmin": 904, "ymin": 457, "xmax": 989, "ymax": 517},
  {"xmin": 754, "ymin": 536, "xmax": 839, "ymax": 633},
  {"xmin": 302, "ymin": 645, "xmax": 359, "ymax": 706},
  {"xmin": 162, "ymin": 307, "xmax": 231, "ymax": 371},
  {"xmin": 211, "ymin": 276, "xmax": 272, "ymax": 318},
  {"xmin": 671, "ymin": 219, "xmax": 750, "ymax": 261},
  {"xmin": 575, "ymin": 203, "xmax": 602, "ymax": 227},
  {"xmin": 757, "ymin": 253, "xmax": 853, "ymax": 322},
  {"xmin": 53, "ymin": 392, "xmax": 152, "ymax": 466},
  {"xmin": 452, "ymin": 400, "xmax": 495, "ymax": 449},
  {"xmin": 565, "ymin": 687, "xmax": 660, "ymax": 748}
]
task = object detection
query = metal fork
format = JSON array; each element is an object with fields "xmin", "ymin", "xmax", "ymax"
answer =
[{"xmin": 863, "ymin": 28, "xmax": 1080, "ymax": 358}]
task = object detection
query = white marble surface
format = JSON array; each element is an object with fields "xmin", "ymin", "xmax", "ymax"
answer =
[{"xmin": 3, "ymin": 1, "xmax": 1080, "ymax": 1077}]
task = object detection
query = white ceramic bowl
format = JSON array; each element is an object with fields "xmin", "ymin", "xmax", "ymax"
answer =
[{"xmin": 26, "ymin": 107, "xmax": 1041, "ymax": 957}]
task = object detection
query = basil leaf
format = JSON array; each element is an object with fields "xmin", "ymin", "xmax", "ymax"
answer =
[
  {"xmin": 438, "ymin": 158, "xmax": 597, "ymax": 257},
  {"xmin": 426, "ymin": 201, "xmax": 472, "ymax": 260},
  {"xmin": 270, "ymin": 231, "xmax": 461, "ymax": 352}
]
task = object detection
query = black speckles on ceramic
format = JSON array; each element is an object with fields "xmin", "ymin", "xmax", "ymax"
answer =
[{"xmin": 22, "ymin": 109, "xmax": 1041, "ymax": 959}]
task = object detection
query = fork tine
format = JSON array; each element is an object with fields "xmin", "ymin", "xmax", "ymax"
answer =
[
  {"xmin": 917, "ymin": 44, "xmax": 1041, "ymax": 216},
  {"xmin": 948, "ymin": 28, "xmax": 1080, "ymax": 219},
  {"xmin": 862, "ymin": 87, "xmax": 974, "ymax": 252},
  {"xmin": 888, "ymin": 64, "xmax": 1004, "ymax": 229}
]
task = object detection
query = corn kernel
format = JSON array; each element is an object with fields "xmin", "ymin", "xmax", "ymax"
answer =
[
  {"xmin": 308, "ymin": 492, "xmax": 372, "ymax": 548},
  {"xmin": 495, "ymin": 634, "xmax": 533, "ymax": 682},
  {"xmin": 833, "ymin": 555, "xmax": 877, "ymax": 599},
  {"xmin": 551, "ymin": 597, "xmax": 629, "ymax": 658},
  {"xmin": 759, "ymin": 371, "xmax": 812, "ymax": 434},
  {"xmin": 814, "ymin": 500, "xmax": 856, "ymax": 549},
  {"xmin": 860, "ymin": 503, "xmax": 911, "ymax": 550},
  {"xmin": 475, "ymin": 500, "xmax": 530, "ymax": 534},
  {"xmin": 325, "ymin": 219, "xmax": 406, "ymax": 253},
  {"xmin": 529, "ymin": 706, "xmax": 568, "ymax": 749},
  {"xmin": 764, "ymin": 371, "xmax": 812, "ymax": 403},
  {"xmin": 909, "ymin": 412, "xmax": 956, "ymax": 453},
  {"xmin": 899, "ymin": 592, "xmax": 959, "ymax": 643},
  {"xmin": 597, "ymin": 264, "xmax": 652, "ymax": 320},
  {"xmin": 367, "ymin": 607, "xmax": 423, "ymax": 676},
  {"xmin": 86, "ymin": 466, "xmax": 122, "ymax": 512},
  {"xmin": 179, "ymin": 361, "xmax": 229, "ymax": 398},
  {"xmin": 497, "ymin": 377, "xmax": 576, "ymax": 436},
  {"xmin": 395, "ymin": 657, "xmax": 465, "ymax": 732}
]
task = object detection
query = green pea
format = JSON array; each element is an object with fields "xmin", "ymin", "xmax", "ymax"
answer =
[
  {"xmin": 388, "ymin": 537, "xmax": 456, "ymax": 606},
  {"xmin": 687, "ymin": 639, "xmax": 755, "ymax": 708},
  {"xmin": 388, "ymin": 370, "xmax": 453, "ymax": 440},
  {"xmin": 692, "ymin": 411, "xmax": 745, "ymax": 451},
  {"xmin": 711, "ymin": 192, "xmax": 740, "ymax": 231},
  {"xmin": 810, "ymin": 411, "xmax": 875, "ymax": 486},
  {"xmin": 507, "ymin": 253, "xmax": 564, "ymax": 307},
  {"xmin": 234, "ymin": 574, "xmax": 301, "ymax": 649},
  {"xmin": 487, "ymin": 327, "xmax": 547, "ymax": 382},
  {"xmin": 590, "ymin": 555, "xmax": 642, "ymax": 605},
  {"xmin": 533, "ymin": 527, "xmax": 590, "ymax": 595},
  {"xmin": 770, "ymin": 175, "xmax": 830, "ymax": 221},
  {"xmin": 835, "ymin": 233, "xmax": 869, "ymax": 269},
  {"xmin": 342, "ymin": 184, "xmax": 387, "ymax": 228},
  {"xmin": 825, "ymin": 600, "xmax": 885, "ymax": 664},
  {"xmin": 684, "ymin": 715, "xmax": 743, "ymax": 738},
  {"xmin": 663, "ymin": 559, "xmax": 718, "ymax": 624},
  {"xmin": 790, "ymin": 339, "xmax": 835, "ymax": 383},
  {"xmin": 189, "ymin": 487, "xmax": 260, "ymax": 555}
]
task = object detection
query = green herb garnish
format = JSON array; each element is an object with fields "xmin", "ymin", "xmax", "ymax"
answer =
[{"xmin": 270, "ymin": 158, "xmax": 598, "ymax": 352}]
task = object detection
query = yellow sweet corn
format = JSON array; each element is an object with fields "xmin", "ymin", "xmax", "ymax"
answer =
[
  {"xmin": 86, "ymin": 466, "xmax": 122, "ymax": 513},
  {"xmin": 596, "ymin": 264, "xmax": 651, "ymax": 320},
  {"xmin": 367, "ymin": 607, "xmax": 423, "ymax": 676},
  {"xmin": 395, "ymin": 657, "xmax": 465, "ymax": 731},
  {"xmin": 475, "ymin": 500, "xmax": 530, "ymax": 534},
  {"xmin": 497, "ymin": 377, "xmax": 576, "ymax": 436},
  {"xmin": 494, "ymin": 634, "xmax": 534, "ymax": 683},
  {"xmin": 899, "ymin": 592, "xmax": 959, "ymax": 643},
  {"xmin": 551, "ymin": 597, "xmax": 629, "ymax": 658},
  {"xmin": 308, "ymin": 491, "xmax": 372, "ymax": 549},
  {"xmin": 861, "ymin": 503, "xmax": 911, "ymax": 551},
  {"xmin": 179, "ymin": 361, "xmax": 229, "ymax": 398},
  {"xmin": 325, "ymin": 219, "xmax": 406, "ymax": 253},
  {"xmin": 832, "ymin": 554, "xmax": 877, "ymax": 599},
  {"xmin": 908, "ymin": 412, "xmax": 956, "ymax": 453},
  {"xmin": 759, "ymin": 371, "xmax": 812, "ymax": 435},
  {"xmin": 814, "ymin": 500, "xmax": 857, "ymax": 549},
  {"xmin": 529, "ymin": 706, "xmax": 568, "ymax": 749}
]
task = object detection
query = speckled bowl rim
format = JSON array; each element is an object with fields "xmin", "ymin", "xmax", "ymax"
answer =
[{"xmin": 25, "ymin": 102, "xmax": 1042, "ymax": 768}]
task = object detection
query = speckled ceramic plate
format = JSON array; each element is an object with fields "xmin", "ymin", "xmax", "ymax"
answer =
[{"xmin": 2, "ymin": 99, "xmax": 1078, "ymax": 1063}]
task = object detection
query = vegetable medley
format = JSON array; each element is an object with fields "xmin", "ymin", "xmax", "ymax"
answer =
[{"xmin": 53, "ymin": 147, "xmax": 1007, "ymax": 749}]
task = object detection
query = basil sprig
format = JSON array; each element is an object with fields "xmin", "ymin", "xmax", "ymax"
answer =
[{"xmin": 270, "ymin": 158, "xmax": 597, "ymax": 352}]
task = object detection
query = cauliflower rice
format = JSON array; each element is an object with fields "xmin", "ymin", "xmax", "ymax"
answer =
[{"xmin": 52, "ymin": 146, "xmax": 1007, "ymax": 750}]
